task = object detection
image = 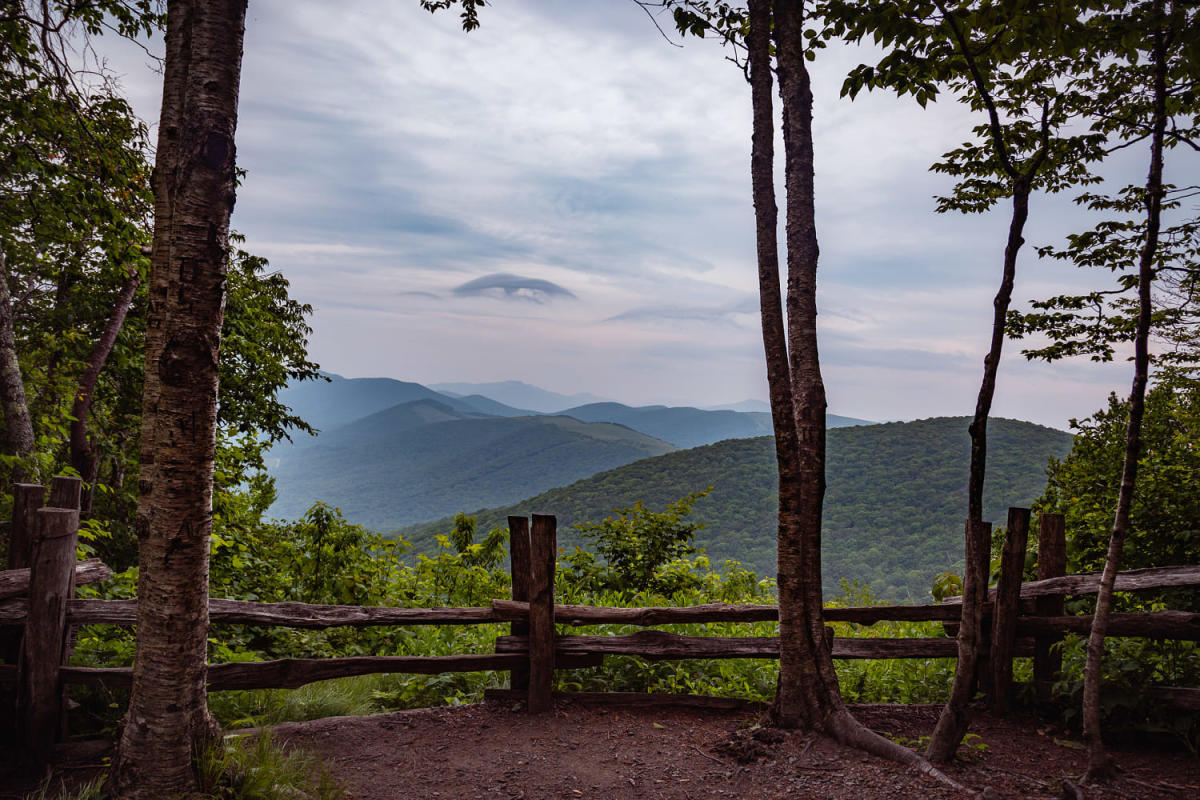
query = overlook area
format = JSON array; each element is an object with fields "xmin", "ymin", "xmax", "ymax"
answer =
[{"xmin": 1, "ymin": 1, "xmax": 1198, "ymax": 799}]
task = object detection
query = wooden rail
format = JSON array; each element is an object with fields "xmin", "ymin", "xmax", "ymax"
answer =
[
  {"xmin": 940, "ymin": 564, "xmax": 1200, "ymax": 603},
  {"xmin": 0, "ymin": 597, "xmax": 503, "ymax": 628},
  {"xmin": 0, "ymin": 558, "xmax": 111, "ymax": 601},
  {"xmin": 494, "ymin": 631, "xmax": 1002, "ymax": 660}
]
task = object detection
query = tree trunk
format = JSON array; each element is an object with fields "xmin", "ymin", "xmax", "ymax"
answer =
[
  {"xmin": 927, "ymin": 152, "xmax": 1034, "ymax": 766},
  {"xmin": 1082, "ymin": 7, "xmax": 1166, "ymax": 782},
  {"xmin": 0, "ymin": 250, "xmax": 35, "ymax": 482},
  {"xmin": 770, "ymin": 0, "xmax": 838, "ymax": 729},
  {"xmin": 69, "ymin": 266, "xmax": 140, "ymax": 514},
  {"xmin": 109, "ymin": 1, "xmax": 247, "ymax": 797},
  {"xmin": 760, "ymin": 3, "xmax": 962, "ymax": 788}
]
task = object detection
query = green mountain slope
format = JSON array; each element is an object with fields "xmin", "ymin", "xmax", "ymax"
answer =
[
  {"xmin": 559, "ymin": 402, "xmax": 870, "ymax": 449},
  {"xmin": 397, "ymin": 417, "xmax": 1072, "ymax": 601},
  {"xmin": 268, "ymin": 401, "xmax": 676, "ymax": 528}
]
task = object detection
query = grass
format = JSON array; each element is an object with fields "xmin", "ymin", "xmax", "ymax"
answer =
[
  {"xmin": 21, "ymin": 735, "xmax": 343, "ymax": 800},
  {"xmin": 197, "ymin": 732, "xmax": 344, "ymax": 800}
]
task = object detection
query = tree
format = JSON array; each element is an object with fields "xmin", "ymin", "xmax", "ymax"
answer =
[
  {"xmin": 828, "ymin": 0, "xmax": 1108, "ymax": 760},
  {"xmin": 625, "ymin": 0, "xmax": 954, "ymax": 785},
  {"xmin": 109, "ymin": 0, "xmax": 249, "ymax": 795},
  {"xmin": 0, "ymin": 3, "xmax": 156, "ymax": 489},
  {"xmin": 573, "ymin": 490, "xmax": 708, "ymax": 593},
  {"xmin": 1069, "ymin": 0, "xmax": 1189, "ymax": 780},
  {"xmin": 1038, "ymin": 375, "xmax": 1200, "ymax": 596},
  {"xmin": 1002, "ymin": 0, "xmax": 1197, "ymax": 779}
]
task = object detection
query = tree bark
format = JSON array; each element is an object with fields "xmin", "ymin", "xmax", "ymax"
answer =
[
  {"xmin": 109, "ymin": 1, "xmax": 247, "ymax": 797},
  {"xmin": 758, "ymin": 2, "xmax": 962, "ymax": 789},
  {"xmin": 1082, "ymin": 5, "xmax": 1166, "ymax": 782},
  {"xmin": 69, "ymin": 266, "xmax": 140, "ymax": 514},
  {"xmin": 0, "ymin": 250, "xmax": 35, "ymax": 482},
  {"xmin": 770, "ymin": 0, "xmax": 838, "ymax": 729},
  {"xmin": 927, "ymin": 118, "xmax": 1036, "ymax": 769}
]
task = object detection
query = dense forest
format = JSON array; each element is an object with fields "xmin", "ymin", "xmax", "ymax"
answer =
[{"xmin": 399, "ymin": 416, "xmax": 1073, "ymax": 600}]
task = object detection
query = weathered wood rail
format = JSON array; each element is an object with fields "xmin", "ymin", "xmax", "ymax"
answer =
[{"xmin": 2, "ymin": 487, "xmax": 1198, "ymax": 774}]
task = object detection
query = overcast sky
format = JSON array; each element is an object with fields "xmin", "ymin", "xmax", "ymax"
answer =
[{"xmin": 102, "ymin": 0, "xmax": 1191, "ymax": 429}]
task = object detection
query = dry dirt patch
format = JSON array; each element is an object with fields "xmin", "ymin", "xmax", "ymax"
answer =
[{"xmin": 269, "ymin": 700, "xmax": 1199, "ymax": 800}]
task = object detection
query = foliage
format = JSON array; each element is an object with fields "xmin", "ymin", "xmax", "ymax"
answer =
[
  {"xmin": 1004, "ymin": 1, "xmax": 1200, "ymax": 367},
  {"xmin": 566, "ymin": 489, "xmax": 710, "ymax": 595},
  {"xmin": 831, "ymin": 0, "xmax": 1105, "ymax": 208},
  {"xmin": 1036, "ymin": 375, "xmax": 1200, "ymax": 607},
  {"xmin": 22, "ymin": 733, "xmax": 345, "ymax": 800},
  {"xmin": 402, "ymin": 417, "xmax": 1072, "ymax": 601},
  {"xmin": 1056, "ymin": 633, "xmax": 1200, "ymax": 752}
]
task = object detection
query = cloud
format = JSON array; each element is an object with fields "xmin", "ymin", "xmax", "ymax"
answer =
[
  {"xmin": 605, "ymin": 294, "xmax": 758, "ymax": 325},
  {"xmin": 451, "ymin": 273, "xmax": 577, "ymax": 303},
  {"xmin": 93, "ymin": 0, "xmax": 1158, "ymax": 428}
]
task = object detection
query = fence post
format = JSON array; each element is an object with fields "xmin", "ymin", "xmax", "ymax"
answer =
[
  {"xmin": 48, "ymin": 475, "xmax": 82, "ymax": 514},
  {"xmin": 1033, "ymin": 513, "xmax": 1067, "ymax": 704},
  {"xmin": 8, "ymin": 483, "xmax": 46, "ymax": 571},
  {"xmin": 508, "ymin": 516, "xmax": 531, "ymax": 693},
  {"xmin": 1, "ymin": 483, "xmax": 45, "ymax": 747},
  {"xmin": 989, "ymin": 507, "xmax": 1030, "ymax": 713},
  {"xmin": 49, "ymin": 477, "xmax": 83, "ymax": 740},
  {"xmin": 18, "ymin": 505, "xmax": 80, "ymax": 773},
  {"xmin": 527, "ymin": 513, "xmax": 556, "ymax": 713},
  {"xmin": 966, "ymin": 519, "xmax": 992, "ymax": 698}
]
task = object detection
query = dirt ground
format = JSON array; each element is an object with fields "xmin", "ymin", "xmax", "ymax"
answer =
[
  {"xmin": 5, "ymin": 698, "xmax": 1197, "ymax": 799},
  {"xmin": 270, "ymin": 698, "xmax": 1197, "ymax": 800}
]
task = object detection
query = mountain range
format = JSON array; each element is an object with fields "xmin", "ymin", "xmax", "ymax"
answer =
[{"xmin": 267, "ymin": 374, "xmax": 868, "ymax": 527}]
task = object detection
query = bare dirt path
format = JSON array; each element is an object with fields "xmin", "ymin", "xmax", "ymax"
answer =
[{"xmin": 271, "ymin": 699, "xmax": 1199, "ymax": 800}]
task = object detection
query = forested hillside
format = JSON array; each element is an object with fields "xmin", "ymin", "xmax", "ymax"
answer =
[
  {"xmin": 268, "ymin": 401, "xmax": 676, "ymax": 527},
  {"xmin": 398, "ymin": 417, "xmax": 1073, "ymax": 600}
]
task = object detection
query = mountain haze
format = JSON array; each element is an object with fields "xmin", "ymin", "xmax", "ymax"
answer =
[
  {"xmin": 269, "ymin": 375, "xmax": 882, "ymax": 529},
  {"xmin": 560, "ymin": 402, "xmax": 869, "ymax": 449},
  {"xmin": 279, "ymin": 373, "xmax": 534, "ymax": 433},
  {"xmin": 268, "ymin": 399, "xmax": 675, "ymax": 528},
  {"xmin": 430, "ymin": 380, "xmax": 609, "ymax": 413}
]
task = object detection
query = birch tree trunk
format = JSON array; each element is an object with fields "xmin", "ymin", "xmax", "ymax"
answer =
[
  {"xmin": 0, "ymin": 250, "xmax": 35, "ymax": 481},
  {"xmin": 109, "ymin": 1, "xmax": 247, "ymax": 796}
]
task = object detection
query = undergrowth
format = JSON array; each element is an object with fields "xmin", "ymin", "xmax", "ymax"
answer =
[{"xmin": 64, "ymin": 503, "xmax": 1198, "ymax": 752}]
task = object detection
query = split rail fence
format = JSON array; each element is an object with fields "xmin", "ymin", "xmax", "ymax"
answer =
[{"xmin": 1, "ymin": 478, "xmax": 1198, "ymax": 772}]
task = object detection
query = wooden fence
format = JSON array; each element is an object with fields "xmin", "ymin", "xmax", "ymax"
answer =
[{"xmin": 1, "ymin": 480, "xmax": 1198, "ymax": 772}]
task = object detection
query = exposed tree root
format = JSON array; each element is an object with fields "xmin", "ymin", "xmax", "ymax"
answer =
[
  {"xmin": 1060, "ymin": 776, "xmax": 1087, "ymax": 799},
  {"xmin": 1082, "ymin": 746, "xmax": 1118, "ymax": 786},
  {"xmin": 826, "ymin": 708, "xmax": 975, "ymax": 795}
]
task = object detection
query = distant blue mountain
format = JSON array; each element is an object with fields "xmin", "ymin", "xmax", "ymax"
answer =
[
  {"xmin": 559, "ymin": 402, "xmax": 871, "ymax": 449},
  {"xmin": 267, "ymin": 398, "xmax": 674, "ymax": 528},
  {"xmin": 430, "ymin": 380, "xmax": 609, "ymax": 413},
  {"xmin": 705, "ymin": 399, "xmax": 773, "ymax": 413},
  {"xmin": 278, "ymin": 373, "xmax": 533, "ymax": 434}
]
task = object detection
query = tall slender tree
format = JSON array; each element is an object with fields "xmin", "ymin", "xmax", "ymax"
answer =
[
  {"xmin": 1003, "ymin": 0, "xmax": 1197, "ymax": 779},
  {"xmin": 109, "ymin": 1, "xmax": 248, "ymax": 795},
  {"xmin": 829, "ymin": 0, "xmax": 1105, "ymax": 760},
  {"xmin": 728, "ymin": 0, "xmax": 959, "ymax": 784}
]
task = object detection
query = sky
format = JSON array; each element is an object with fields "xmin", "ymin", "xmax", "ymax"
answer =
[{"xmin": 99, "ymin": 0, "xmax": 1190, "ymax": 430}]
